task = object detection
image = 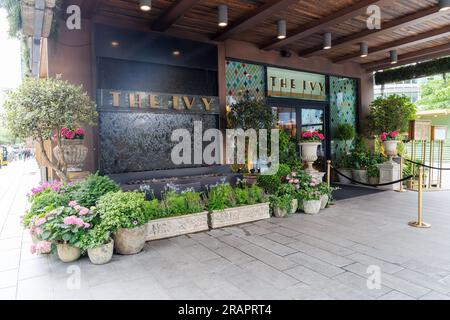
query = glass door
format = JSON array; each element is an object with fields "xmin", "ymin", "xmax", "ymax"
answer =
[{"xmin": 299, "ymin": 107, "xmax": 327, "ymax": 170}]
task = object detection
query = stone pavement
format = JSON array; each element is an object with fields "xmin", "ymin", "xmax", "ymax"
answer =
[{"xmin": 2, "ymin": 160, "xmax": 450, "ymax": 300}]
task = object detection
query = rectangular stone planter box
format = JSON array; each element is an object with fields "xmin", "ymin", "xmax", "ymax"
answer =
[
  {"xmin": 145, "ymin": 212, "xmax": 209, "ymax": 241},
  {"xmin": 209, "ymin": 203, "xmax": 271, "ymax": 229}
]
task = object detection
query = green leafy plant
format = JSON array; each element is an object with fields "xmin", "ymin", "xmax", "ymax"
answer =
[
  {"xmin": 335, "ymin": 123, "xmax": 356, "ymax": 154},
  {"xmin": 206, "ymin": 184, "xmax": 236, "ymax": 211},
  {"xmin": 269, "ymin": 194, "xmax": 293, "ymax": 213},
  {"xmin": 97, "ymin": 191, "xmax": 151, "ymax": 231},
  {"xmin": 349, "ymin": 152, "xmax": 369, "ymax": 170},
  {"xmin": 279, "ymin": 130, "xmax": 300, "ymax": 167},
  {"xmin": 79, "ymin": 224, "xmax": 112, "ymax": 251},
  {"xmin": 257, "ymin": 163, "xmax": 291, "ymax": 194},
  {"xmin": 159, "ymin": 191, "xmax": 205, "ymax": 217},
  {"xmin": 367, "ymin": 94, "xmax": 416, "ymax": 135},
  {"xmin": 24, "ymin": 189, "xmax": 67, "ymax": 228},
  {"xmin": 2, "ymin": 77, "xmax": 97, "ymax": 183},
  {"xmin": 68, "ymin": 173, "xmax": 120, "ymax": 207},
  {"xmin": 416, "ymin": 79, "xmax": 450, "ymax": 110}
]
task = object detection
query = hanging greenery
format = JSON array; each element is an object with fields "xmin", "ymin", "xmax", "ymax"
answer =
[
  {"xmin": 0, "ymin": 0, "xmax": 22, "ymax": 38},
  {"xmin": 375, "ymin": 56, "xmax": 450, "ymax": 85}
]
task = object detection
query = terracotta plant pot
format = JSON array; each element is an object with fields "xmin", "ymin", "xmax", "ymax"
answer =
[
  {"xmin": 113, "ymin": 225, "xmax": 146, "ymax": 255},
  {"xmin": 273, "ymin": 207, "xmax": 288, "ymax": 218},
  {"xmin": 352, "ymin": 169, "xmax": 368, "ymax": 184},
  {"xmin": 53, "ymin": 139, "xmax": 88, "ymax": 172},
  {"xmin": 299, "ymin": 142, "xmax": 321, "ymax": 174},
  {"xmin": 57, "ymin": 243, "xmax": 81, "ymax": 263},
  {"xmin": 320, "ymin": 195, "xmax": 329, "ymax": 210},
  {"xmin": 338, "ymin": 168, "xmax": 353, "ymax": 184},
  {"xmin": 87, "ymin": 240, "xmax": 114, "ymax": 265},
  {"xmin": 303, "ymin": 200, "xmax": 322, "ymax": 215}
]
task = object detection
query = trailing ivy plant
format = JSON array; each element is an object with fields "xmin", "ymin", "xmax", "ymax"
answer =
[
  {"xmin": 2, "ymin": 77, "xmax": 97, "ymax": 183},
  {"xmin": 367, "ymin": 94, "xmax": 416, "ymax": 135}
]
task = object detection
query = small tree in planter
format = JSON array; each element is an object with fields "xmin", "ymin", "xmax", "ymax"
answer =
[
  {"xmin": 3, "ymin": 77, "xmax": 97, "ymax": 183},
  {"xmin": 335, "ymin": 123, "xmax": 356, "ymax": 155},
  {"xmin": 367, "ymin": 94, "xmax": 416, "ymax": 135}
]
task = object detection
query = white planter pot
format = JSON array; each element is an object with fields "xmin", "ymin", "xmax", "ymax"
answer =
[
  {"xmin": 53, "ymin": 140, "xmax": 88, "ymax": 172},
  {"xmin": 338, "ymin": 168, "xmax": 353, "ymax": 184},
  {"xmin": 146, "ymin": 212, "xmax": 209, "ymax": 241},
  {"xmin": 303, "ymin": 200, "xmax": 322, "ymax": 215},
  {"xmin": 290, "ymin": 199, "xmax": 299, "ymax": 214},
  {"xmin": 113, "ymin": 225, "xmax": 146, "ymax": 255},
  {"xmin": 383, "ymin": 140, "xmax": 399, "ymax": 157},
  {"xmin": 320, "ymin": 195, "xmax": 329, "ymax": 210},
  {"xmin": 209, "ymin": 203, "xmax": 270, "ymax": 229},
  {"xmin": 87, "ymin": 240, "xmax": 114, "ymax": 265},
  {"xmin": 352, "ymin": 169, "xmax": 368, "ymax": 184},
  {"xmin": 299, "ymin": 142, "xmax": 321, "ymax": 174},
  {"xmin": 57, "ymin": 243, "xmax": 81, "ymax": 263}
]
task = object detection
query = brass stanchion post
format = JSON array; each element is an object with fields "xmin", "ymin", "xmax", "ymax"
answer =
[
  {"xmin": 327, "ymin": 160, "xmax": 331, "ymax": 188},
  {"xmin": 409, "ymin": 166, "xmax": 431, "ymax": 228}
]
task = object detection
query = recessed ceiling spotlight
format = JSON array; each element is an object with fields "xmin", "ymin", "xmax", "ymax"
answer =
[
  {"xmin": 111, "ymin": 41, "xmax": 119, "ymax": 47},
  {"xmin": 277, "ymin": 20, "xmax": 286, "ymax": 40},
  {"xmin": 390, "ymin": 50, "xmax": 398, "ymax": 64},
  {"xmin": 360, "ymin": 42, "xmax": 368, "ymax": 58},
  {"xmin": 172, "ymin": 50, "xmax": 181, "ymax": 56},
  {"xmin": 439, "ymin": 0, "xmax": 450, "ymax": 12},
  {"xmin": 139, "ymin": 0, "xmax": 151, "ymax": 12},
  {"xmin": 323, "ymin": 32, "xmax": 332, "ymax": 50},
  {"xmin": 218, "ymin": 5, "xmax": 228, "ymax": 27}
]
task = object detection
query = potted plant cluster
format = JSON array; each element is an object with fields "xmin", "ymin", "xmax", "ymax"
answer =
[{"xmin": 80, "ymin": 225, "xmax": 114, "ymax": 265}]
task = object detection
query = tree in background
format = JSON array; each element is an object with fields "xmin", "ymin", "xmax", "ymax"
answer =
[
  {"xmin": 416, "ymin": 78, "xmax": 450, "ymax": 110},
  {"xmin": 2, "ymin": 77, "xmax": 97, "ymax": 182}
]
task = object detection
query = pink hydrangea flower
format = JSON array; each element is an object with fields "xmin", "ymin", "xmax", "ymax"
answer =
[
  {"xmin": 63, "ymin": 215, "xmax": 85, "ymax": 228},
  {"xmin": 75, "ymin": 128, "xmax": 85, "ymax": 135},
  {"xmin": 74, "ymin": 205, "xmax": 81, "ymax": 211},
  {"xmin": 68, "ymin": 201, "xmax": 77, "ymax": 207},
  {"xmin": 35, "ymin": 227, "xmax": 43, "ymax": 235},
  {"xmin": 34, "ymin": 217, "xmax": 46, "ymax": 227},
  {"xmin": 31, "ymin": 241, "xmax": 52, "ymax": 255},
  {"xmin": 79, "ymin": 208, "xmax": 89, "ymax": 216}
]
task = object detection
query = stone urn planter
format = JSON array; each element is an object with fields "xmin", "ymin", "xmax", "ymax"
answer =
[
  {"xmin": 383, "ymin": 140, "xmax": 399, "ymax": 158},
  {"xmin": 209, "ymin": 203, "xmax": 270, "ymax": 229},
  {"xmin": 300, "ymin": 142, "xmax": 321, "ymax": 174},
  {"xmin": 303, "ymin": 200, "xmax": 322, "ymax": 215},
  {"xmin": 146, "ymin": 212, "xmax": 209, "ymax": 241},
  {"xmin": 113, "ymin": 225, "xmax": 146, "ymax": 255},
  {"xmin": 290, "ymin": 199, "xmax": 299, "ymax": 214},
  {"xmin": 369, "ymin": 177, "xmax": 379, "ymax": 185},
  {"xmin": 57, "ymin": 243, "xmax": 81, "ymax": 263},
  {"xmin": 53, "ymin": 140, "xmax": 88, "ymax": 172},
  {"xmin": 320, "ymin": 195, "xmax": 329, "ymax": 210},
  {"xmin": 87, "ymin": 240, "xmax": 114, "ymax": 265},
  {"xmin": 273, "ymin": 207, "xmax": 288, "ymax": 218},
  {"xmin": 337, "ymin": 168, "xmax": 353, "ymax": 184},
  {"xmin": 352, "ymin": 169, "xmax": 368, "ymax": 184}
]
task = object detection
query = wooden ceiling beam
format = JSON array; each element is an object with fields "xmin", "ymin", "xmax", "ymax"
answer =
[
  {"xmin": 334, "ymin": 25, "xmax": 450, "ymax": 63},
  {"xmin": 213, "ymin": 0, "xmax": 298, "ymax": 42},
  {"xmin": 363, "ymin": 43, "xmax": 450, "ymax": 71},
  {"xmin": 299, "ymin": 5, "xmax": 442, "ymax": 57},
  {"xmin": 260, "ymin": 0, "xmax": 383, "ymax": 51},
  {"xmin": 152, "ymin": 0, "xmax": 201, "ymax": 32}
]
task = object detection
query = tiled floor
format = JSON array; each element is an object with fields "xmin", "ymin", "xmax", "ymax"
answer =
[{"xmin": 2, "ymin": 160, "xmax": 450, "ymax": 300}]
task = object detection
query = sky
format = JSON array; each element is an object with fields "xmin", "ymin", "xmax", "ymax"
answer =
[{"xmin": 0, "ymin": 9, "xmax": 22, "ymax": 90}]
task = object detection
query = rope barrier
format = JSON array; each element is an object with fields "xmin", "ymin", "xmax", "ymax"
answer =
[
  {"xmin": 332, "ymin": 166, "xmax": 413, "ymax": 188},
  {"xmin": 404, "ymin": 158, "xmax": 450, "ymax": 171}
]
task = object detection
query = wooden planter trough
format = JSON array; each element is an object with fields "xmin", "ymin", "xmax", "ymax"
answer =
[
  {"xmin": 146, "ymin": 212, "xmax": 209, "ymax": 241},
  {"xmin": 209, "ymin": 203, "xmax": 271, "ymax": 229}
]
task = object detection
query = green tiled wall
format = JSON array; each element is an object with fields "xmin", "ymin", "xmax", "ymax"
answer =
[{"xmin": 226, "ymin": 60, "xmax": 265, "ymax": 105}]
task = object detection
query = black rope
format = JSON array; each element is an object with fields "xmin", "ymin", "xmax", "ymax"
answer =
[
  {"xmin": 404, "ymin": 158, "xmax": 450, "ymax": 171},
  {"xmin": 332, "ymin": 166, "xmax": 413, "ymax": 187}
]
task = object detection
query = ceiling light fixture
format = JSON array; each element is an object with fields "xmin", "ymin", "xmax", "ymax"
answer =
[
  {"xmin": 277, "ymin": 20, "xmax": 287, "ymax": 40},
  {"xmin": 390, "ymin": 50, "xmax": 398, "ymax": 64},
  {"xmin": 439, "ymin": 0, "xmax": 450, "ymax": 12},
  {"xmin": 218, "ymin": 5, "xmax": 228, "ymax": 27},
  {"xmin": 139, "ymin": 0, "xmax": 151, "ymax": 12},
  {"xmin": 360, "ymin": 42, "xmax": 368, "ymax": 58},
  {"xmin": 323, "ymin": 32, "xmax": 332, "ymax": 50}
]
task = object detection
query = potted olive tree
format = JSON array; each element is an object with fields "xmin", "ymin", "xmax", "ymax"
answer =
[
  {"xmin": 3, "ymin": 77, "xmax": 97, "ymax": 183},
  {"xmin": 97, "ymin": 191, "xmax": 150, "ymax": 255}
]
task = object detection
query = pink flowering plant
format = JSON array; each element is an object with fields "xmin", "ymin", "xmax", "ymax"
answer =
[
  {"xmin": 36, "ymin": 201, "xmax": 97, "ymax": 250},
  {"xmin": 59, "ymin": 127, "xmax": 85, "ymax": 140},
  {"xmin": 380, "ymin": 130, "xmax": 399, "ymax": 141},
  {"xmin": 300, "ymin": 130, "xmax": 325, "ymax": 143}
]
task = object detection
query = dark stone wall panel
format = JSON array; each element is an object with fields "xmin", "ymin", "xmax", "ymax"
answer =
[{"xmin": 99, "ymin": 112, "xmax": 218, "ymax": 174}]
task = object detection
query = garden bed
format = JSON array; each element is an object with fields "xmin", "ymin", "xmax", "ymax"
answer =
[
  {"xmin": 209, "ymin": 202, "xmax": 270, "ymax": 229},
  {"xmin": 146, "ymin": 212, "xmax": 209, "ymax": 241}
]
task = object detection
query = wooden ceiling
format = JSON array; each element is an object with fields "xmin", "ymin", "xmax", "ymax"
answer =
[{"xmin": 82, "ymin": 0, "xmax": 450, "ymax": 71}]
